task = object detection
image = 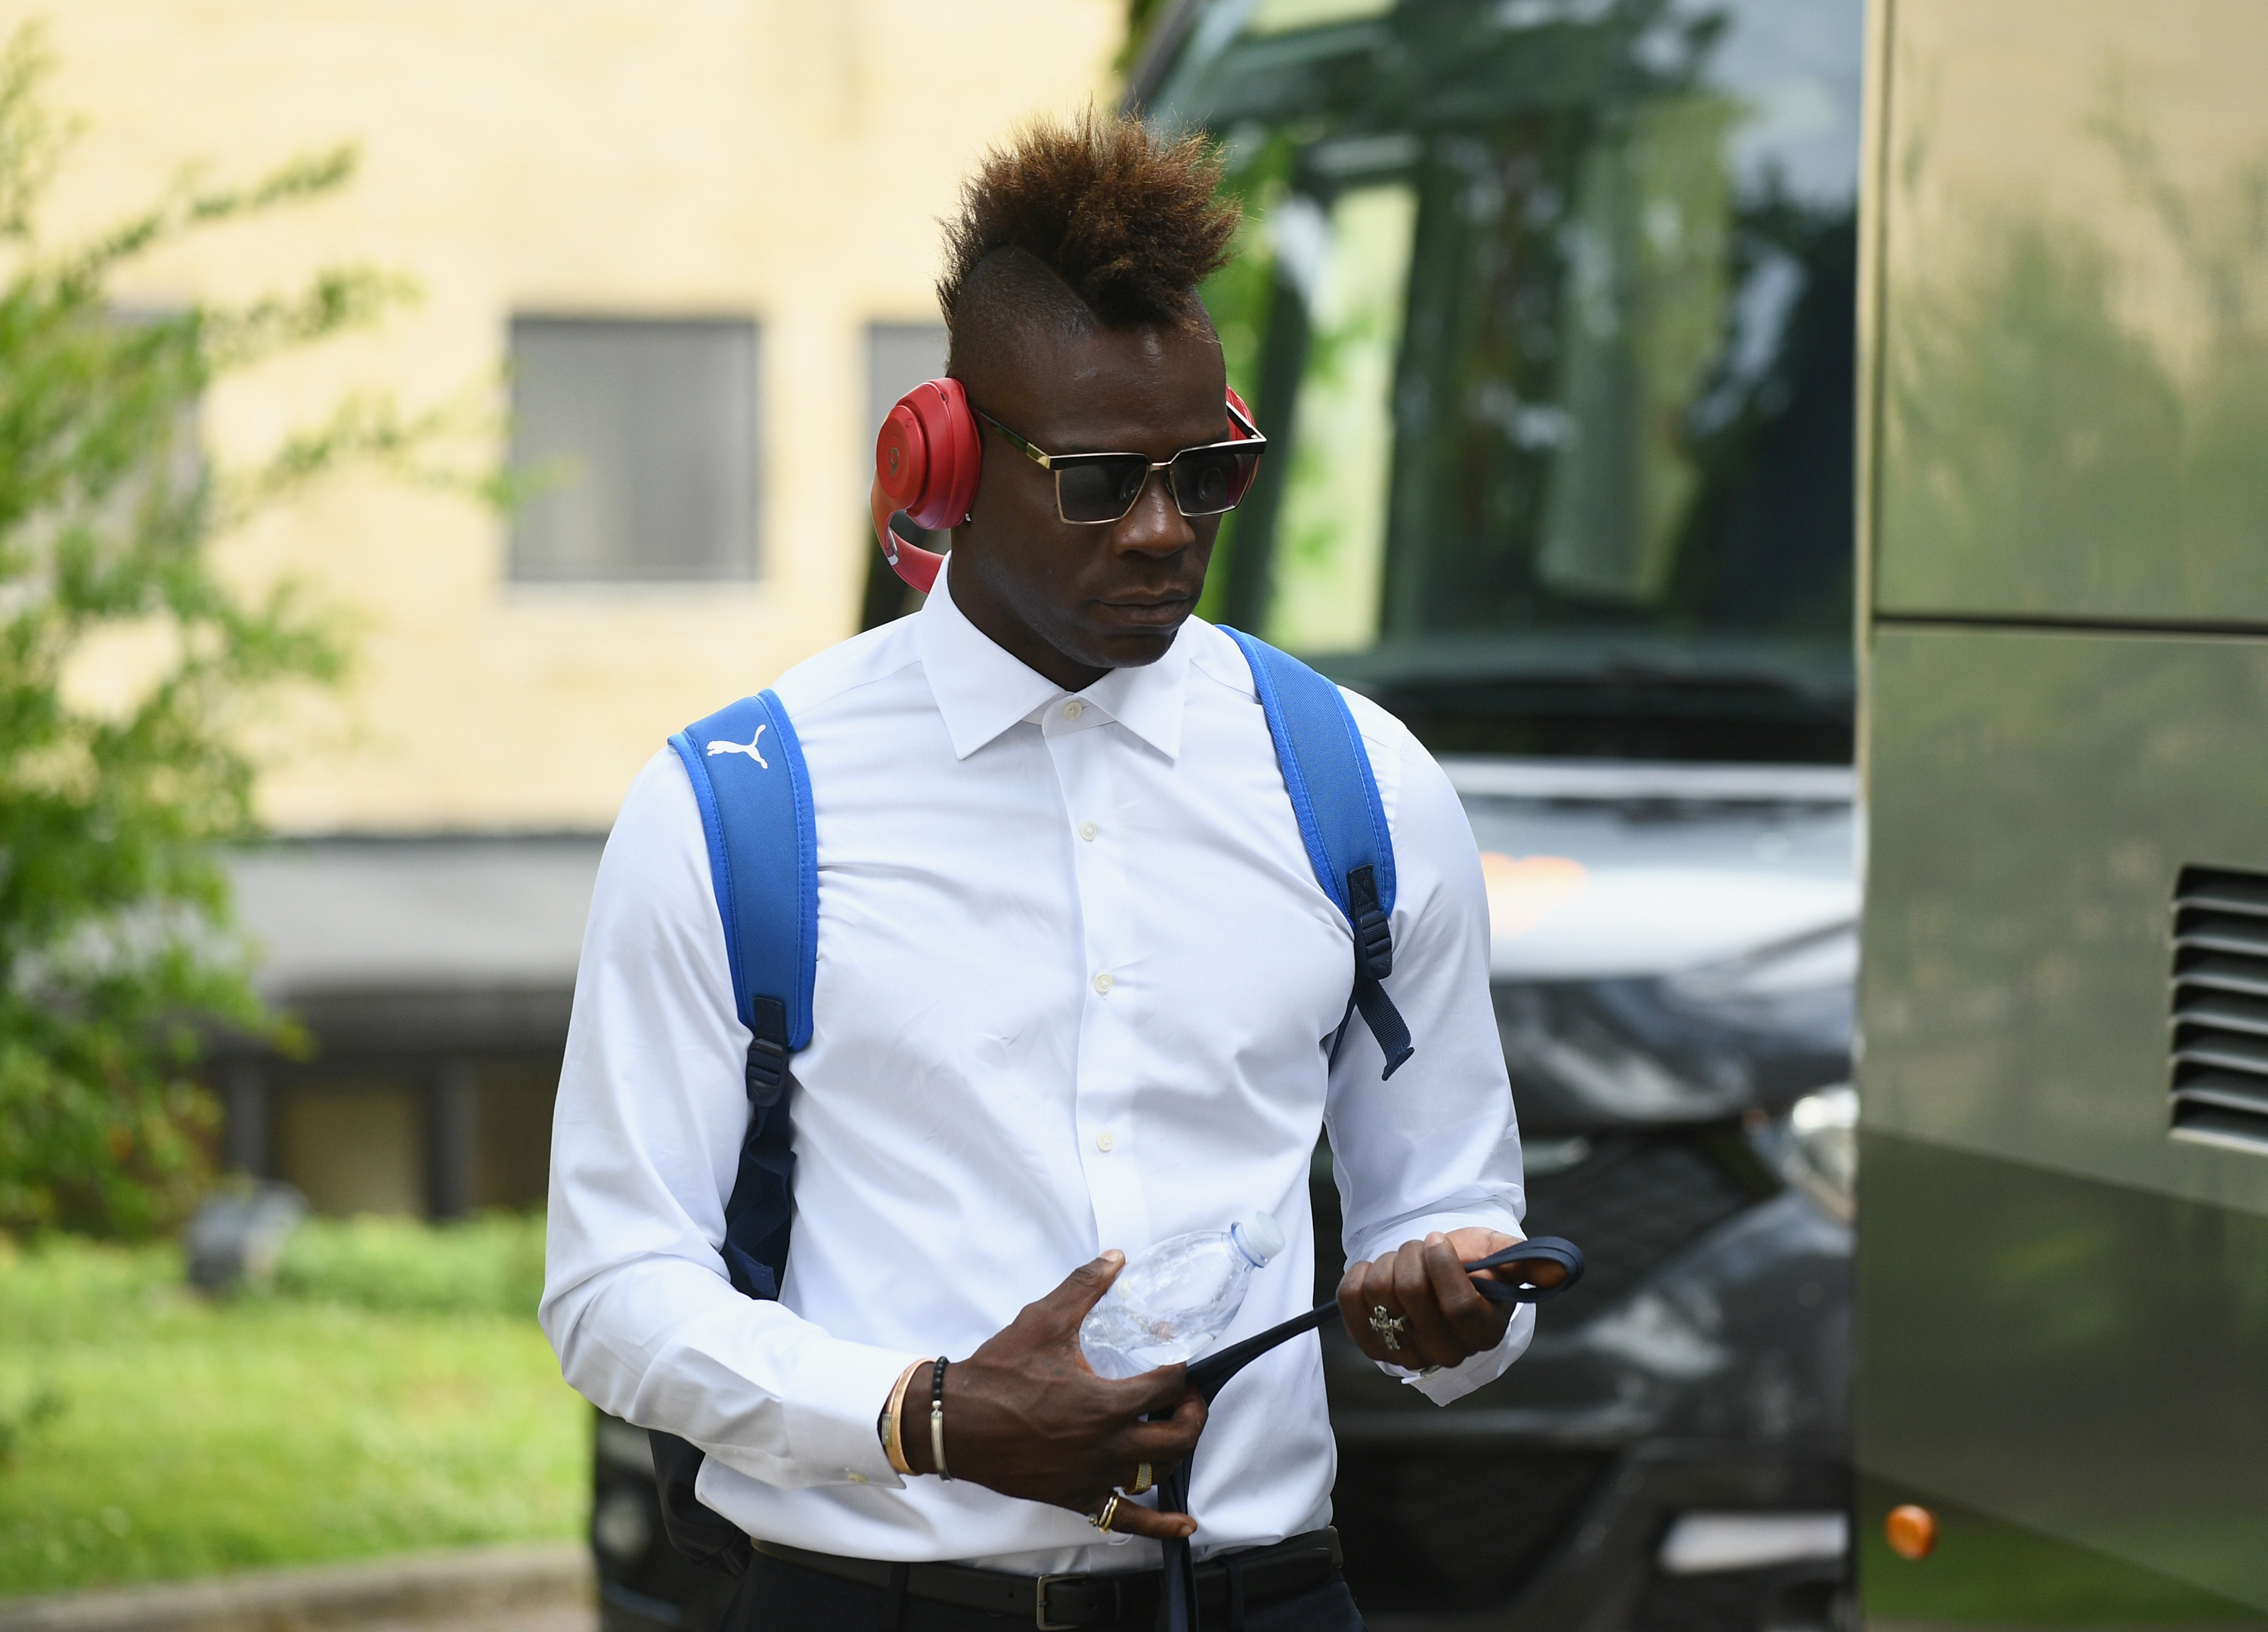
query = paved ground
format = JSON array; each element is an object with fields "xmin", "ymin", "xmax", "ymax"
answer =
[
  {"xmin": 0, "ymin": 1544, "xmax": 593, "ymax": 1632},
  {"xmin": 355, "ymin": 1604, "xmax": 593, "ymax": 1632}
]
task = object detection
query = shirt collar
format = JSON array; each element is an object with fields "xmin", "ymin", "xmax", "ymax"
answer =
[{"xmin": 915, "ymin": 555, "xmax": 1191, "ymax": 762}]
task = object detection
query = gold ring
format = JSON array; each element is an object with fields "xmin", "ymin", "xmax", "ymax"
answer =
[
  {"xmin": 1127, "ymin": 1463, "xmax": 1154, "ymax": 1496},
  {"xmin": 1091, "ymin": 1493, "xmax": 1123, "ymax": 1533}
]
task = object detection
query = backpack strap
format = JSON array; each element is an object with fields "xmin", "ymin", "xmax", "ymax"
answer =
[
  {"xmin": 1218, "ymin": 627, "xmax": 1414, "ymax": 1079},
  {"xmin": 667, "ymin": 689, "xmax": 818, "ymax": 1302}
]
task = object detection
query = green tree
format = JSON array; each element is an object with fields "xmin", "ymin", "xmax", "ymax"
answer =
[
  {"xmin": 1120, "ymin": 0, "xmax": 1176, "ymax": 77},
  {"xmin": 0, "ymin": 28, "xmax": 472, "ymax": 1236}
]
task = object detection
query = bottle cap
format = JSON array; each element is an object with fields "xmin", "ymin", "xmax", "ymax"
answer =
[{"xmin": 1231, "ymin": 1211, "xmax": 1284, "ymax": 1266}]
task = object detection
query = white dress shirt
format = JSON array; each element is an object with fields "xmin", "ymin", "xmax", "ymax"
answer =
[{"xmin": 542, "ymin": 558, "xmax": 1530, "ymax": 1574}]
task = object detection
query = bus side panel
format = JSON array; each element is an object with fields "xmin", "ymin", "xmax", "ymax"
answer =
[
  {"xmin": 1861, "ymin": 627, "xmax": 2268, "ymax": 1210},
  {"xmin": 1856, "ymin": 1132, "xmax": 2268, "ymax": 1620},
  {"xmin": 1873, "ymin": 0, "xmax": 2268, "ymax": 627},
  {"xmin": 1857, "ymin": 625, "xmax": 2268, "ymax": 1619},
  {"xmin": 1856, "ymin": 1465, "xmax": 2267, "ymax": 1627}
]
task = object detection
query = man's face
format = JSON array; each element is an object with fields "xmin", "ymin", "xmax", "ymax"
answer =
[{"xmin": 949, "ymin": 317, "xmax": 1229, "ymax": 682}]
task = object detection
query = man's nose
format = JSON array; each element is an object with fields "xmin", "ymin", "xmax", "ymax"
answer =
[{"xmin": 1112, "ymin": 468, "xmax": 1196, "ymax": 556}]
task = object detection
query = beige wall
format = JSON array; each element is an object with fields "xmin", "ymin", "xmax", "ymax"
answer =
[{"xmin": 17, "ymin": 0, "xmax": 1121, "ymax": 832}]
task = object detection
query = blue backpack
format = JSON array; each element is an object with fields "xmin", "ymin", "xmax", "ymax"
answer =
[{"xmin": 645, "ymin": 627, "xmax": 1411, "ymax": 1572}]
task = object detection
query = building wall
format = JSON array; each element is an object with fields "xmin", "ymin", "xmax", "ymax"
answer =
[{"xmin": 17, "ymin": 0, "xmax": 1121, "ymax": 833}]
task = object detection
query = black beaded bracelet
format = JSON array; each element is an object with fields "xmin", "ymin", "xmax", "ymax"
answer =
[{"xmin": 930, "ymin": 1356, "xmax": 951, "ymax": 1482}]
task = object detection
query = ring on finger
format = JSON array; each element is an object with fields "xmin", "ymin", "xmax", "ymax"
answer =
[
  {"xmin": 1090, "ymin": 1494, "xmax": 1123, "ymax": 1533},
  {"xmin": 1369, "ymin": 1304, "xmax": 1411, "ymax": 1354},
  {"xmin": 1126, "ymin": 1463, "xmax": 1154, "ymax": 1497}
]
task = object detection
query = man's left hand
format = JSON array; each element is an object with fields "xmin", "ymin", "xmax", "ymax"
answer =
[{"xmin": 1336, "ymin": 1228, "xmax": 1559, "ymax": 1372}]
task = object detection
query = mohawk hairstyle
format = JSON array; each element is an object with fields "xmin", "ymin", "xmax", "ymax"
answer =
[{"xmin": 937, "ymin": 110, "xmax": 1241, "ymax": 375}]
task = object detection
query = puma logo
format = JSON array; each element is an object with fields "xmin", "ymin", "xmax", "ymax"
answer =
[{"xmin": 706, "ymin": 725, "xmax": 769, "ymax": 769}]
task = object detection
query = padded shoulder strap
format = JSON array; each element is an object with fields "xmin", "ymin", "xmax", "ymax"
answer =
[
  {"xmin": 669, "ymin": 691, "xmax": 819, "ymax": 1059},
  {"xmin": 1218, "ymin": 627, "xmax": 1414, "ymax": 1078},
  {"xmin": 668, "ymin": 689, "xmax": 816, "ymax": 1302}
]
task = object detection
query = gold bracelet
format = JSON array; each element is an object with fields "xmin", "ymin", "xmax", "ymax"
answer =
[{"xmin": 882, "ymin": 1359, "xmax": 924, "ymax": 1476}]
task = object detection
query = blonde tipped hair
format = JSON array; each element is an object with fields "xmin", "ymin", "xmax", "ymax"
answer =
[{"xmin": 937, "ymin": 109, "xmax": 1241, "ymax": 356}]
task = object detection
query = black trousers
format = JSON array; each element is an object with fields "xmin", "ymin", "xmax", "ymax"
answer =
[{"xmin": 721, "ymin": 1546, "xmax": 1368, "ymax": 1632}]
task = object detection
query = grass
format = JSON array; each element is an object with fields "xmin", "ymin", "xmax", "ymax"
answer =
[
  {"xmin": 0, "ymin": 1215, "xmax": 587, "ymax": 1598},
  {"xmin": 274, "ymin": 1211, "xmax": 551, "ymax": 1315}
]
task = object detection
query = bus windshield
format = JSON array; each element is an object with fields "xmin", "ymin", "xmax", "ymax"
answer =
[{"xmin": 1145, "ymin": 0, "xmax": 1864, "ymax": 760}]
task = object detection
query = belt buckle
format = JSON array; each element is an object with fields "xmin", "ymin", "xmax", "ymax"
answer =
[{"xmin": 1034, "ymin": 1571, "xmax": 1080, "ymax": 1630}]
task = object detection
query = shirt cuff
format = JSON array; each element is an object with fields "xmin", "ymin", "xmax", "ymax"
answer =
[
  {"xmin": 1343, "ymin": 1210, "xmax": 1525, "ymax": 1269},
  {"xmin": 1381, "ymin": 1302, "xmax": 1535, "ymax": 1405},
  {"xmin": 782, "ymin": 1338, "xmax": 927, "ymax": 1491}
]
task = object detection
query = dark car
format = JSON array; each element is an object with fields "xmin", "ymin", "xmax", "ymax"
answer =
[
  {"xmin": 1315, "ymin": 755, "xmax": 1854, "ymax": 1630},
  {"xmin": 591, "ymin": 1411, "xmax": 739, "ymax": 1632}
]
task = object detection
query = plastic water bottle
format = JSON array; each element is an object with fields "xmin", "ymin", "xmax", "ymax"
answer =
[{"xmin": 1079, "ymin": 1212, "xmax": 1286, "ymax": 1380}]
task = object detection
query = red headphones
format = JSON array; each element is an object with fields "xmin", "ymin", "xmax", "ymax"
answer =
[{"xmin": 869, "ymin": 379, "xmax": 1259, "ymax": 595}]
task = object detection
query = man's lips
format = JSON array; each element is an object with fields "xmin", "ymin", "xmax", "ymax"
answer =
[{"xmin": 1095, "ymin": 591, "xmax": 1196, "ymax": 627}]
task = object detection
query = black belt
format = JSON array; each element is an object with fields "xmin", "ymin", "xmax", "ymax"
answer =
[{"xmin": 749, "ymin": 1527, "xmax": 1341, "ymax": 1629}]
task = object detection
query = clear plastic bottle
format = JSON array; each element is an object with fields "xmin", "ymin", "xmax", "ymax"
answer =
[{"xmin": 1079, "ymin": 1212, "xmax": 1286, "ymax": 1380}]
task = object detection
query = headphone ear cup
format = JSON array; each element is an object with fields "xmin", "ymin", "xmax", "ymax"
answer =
[
  {"xmin": 876, "ymin": 377, "xmax": 981, "ymax": 533},
  {"xmin": 918, "ymin": 376, "xmax": 981, "ymax": 531},
  {"xmin": 875, "ymin": 400, "xmax": 931, "ymax": 513}
]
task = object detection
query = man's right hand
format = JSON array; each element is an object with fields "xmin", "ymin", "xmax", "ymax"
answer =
[{"xmin": 903, "ymin": 1252, "xmax": 1206, "ymax": 1541}]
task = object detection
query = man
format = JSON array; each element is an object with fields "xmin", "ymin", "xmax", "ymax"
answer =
[{"xmin": 544, "ymin": 113, "xmax": 1536, "ymax": 1631}]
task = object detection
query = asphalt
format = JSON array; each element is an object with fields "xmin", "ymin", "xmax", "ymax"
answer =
[
  {"xmin": 355, "ymin": 1607, "xmax": 591, "ymax": 1632},
  {"xmin": 0, "ymin": 1543, "xmax": 592, "ymax": 1632}
]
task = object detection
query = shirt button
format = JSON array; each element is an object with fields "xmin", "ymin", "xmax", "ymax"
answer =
[
  {"xmin": 1078, "ymin": 820, "xmax": 1099, "ymax": 842},
  {"xmin": 1063, "ymin": 700, "xmax": 1084, "ymax": 721},
  {"xmin": 1092, "ymin": 971, "xmax": 1114, "ymax": 996},
  {"xmin": 1095, "ymin": 1130, "xmax": 1117, "ymax": 1153},
  {"xmin": 845, "ymin": 1470, "xmax": 868, "ymax": 1484}
]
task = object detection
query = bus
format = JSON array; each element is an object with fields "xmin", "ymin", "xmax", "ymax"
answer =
[{"xmin": 1851, "ymin": 0, "xmax": 2268, "ymax": 1624}]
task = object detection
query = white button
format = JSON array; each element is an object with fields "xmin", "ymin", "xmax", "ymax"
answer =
[
  {"xmin": 1063, "ymin": 700, "xmax": 1085, "ymax": 721},
  {"xmin": 1078, "ymin": 820, "xmax": 1099, "ymax": 842},
  {"xmin": 1092, "ymin": 971, "xmax": 1114, "ymax": 995},
  {"xmin": 1095, "ymin": 1130, "xmax": 1117, "ymax": 1153}
]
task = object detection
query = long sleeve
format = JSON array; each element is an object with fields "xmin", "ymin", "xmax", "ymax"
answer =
[
  {"xmin": 539, "ymin": 750, "xmax": 920, "ymax": 1492},
  {"xmin": 1323, "ymin": 697, "xmax": 1534, "ymax": 1405}
]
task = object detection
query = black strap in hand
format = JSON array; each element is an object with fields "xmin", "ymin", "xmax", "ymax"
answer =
[
  {"xmin": 1151, "ymin": 1237, "xmax": 1585, "ymax": 1631},
  {"xmin": 1460, "ymin": 1234, "xmax": 1585, "ymax": 1304}
]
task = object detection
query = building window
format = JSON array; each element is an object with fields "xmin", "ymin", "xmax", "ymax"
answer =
[
  {"xmin": 866, "ymin": 321, "xmax": 948, "ymax": 436},
  {"xmin": 508, "ymin": 315, "xmax": 759, "ymax": 583}
]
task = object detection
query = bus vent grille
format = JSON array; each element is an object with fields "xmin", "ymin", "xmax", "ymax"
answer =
[{"xmin": 2170, "ymin": 865, "xmax": 2268, "ymax": 1154}]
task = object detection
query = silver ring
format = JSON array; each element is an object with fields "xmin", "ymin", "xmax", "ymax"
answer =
[
  {"xmin": 1369, "ymin": 1305, "xmax": 1410, "ymax": 1353},
  {"xmin": 1090, "ymin": 1493, "xmax": 1123, "ymax": 1533}
]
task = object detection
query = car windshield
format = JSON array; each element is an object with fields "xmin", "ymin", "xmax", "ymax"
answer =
[{"xmin": 1146, "ymin": 0, "xmax": 1864, "ymax": 759}]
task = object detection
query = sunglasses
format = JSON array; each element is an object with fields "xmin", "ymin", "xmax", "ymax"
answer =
[{"xmin": 971, "ymin": 401, "xmax": 1268, "ymax": 526}]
